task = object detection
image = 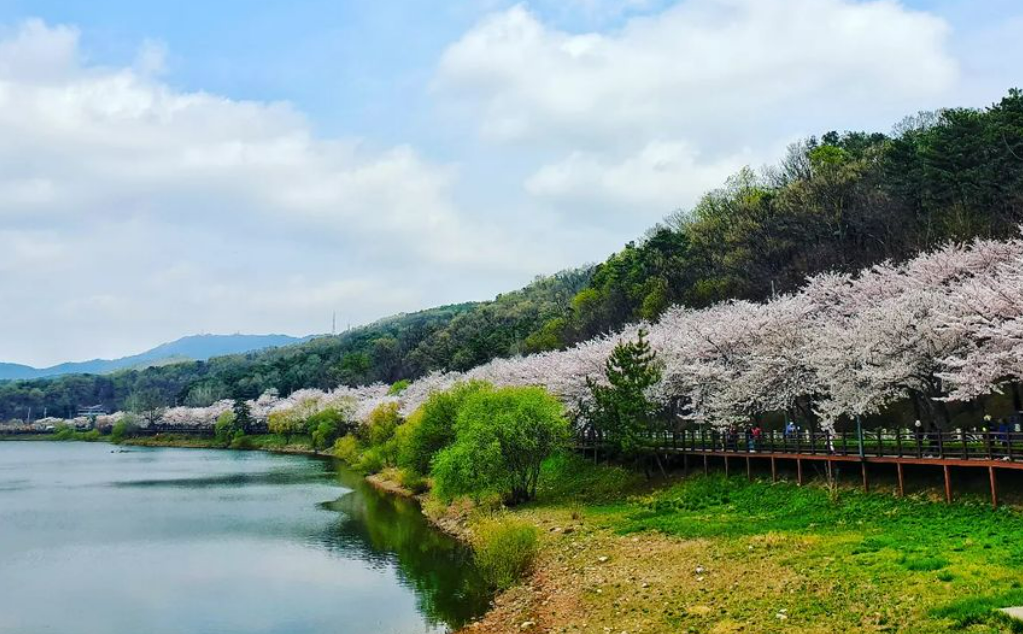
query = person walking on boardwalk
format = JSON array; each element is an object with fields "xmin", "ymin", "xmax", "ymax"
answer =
[{"xmin": 997, "ymin": 418, "xmax": 1011, "ymax": 452}]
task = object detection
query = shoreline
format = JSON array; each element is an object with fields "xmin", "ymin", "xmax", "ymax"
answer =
[{"xmin": 10, "ymin": 436, "xmax": 1020, "ymax": 632}]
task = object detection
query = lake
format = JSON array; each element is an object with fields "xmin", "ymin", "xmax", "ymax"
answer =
[{"xmin": 0, "ymin": 441, "xmax": 490, "ymax": 634}]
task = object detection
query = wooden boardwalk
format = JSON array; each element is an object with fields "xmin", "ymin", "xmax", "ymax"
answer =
[{"xmin": 580, "ymin": 428, "xmax": 1023, "ymax": 509}]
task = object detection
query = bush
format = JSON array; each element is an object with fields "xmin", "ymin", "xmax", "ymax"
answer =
[
  {"xmin": 214, "ymin": 411, "xmax": 237, "ymax": 444},
  {"xmin": 333, "ymin": 435, "xmax": 362, "ymax": 464},
  {"xmin": 470, "ymin": 516, "xmax": 539, "ymax": 590},
  {"xmin": 354, "ymin": 447, "xmax": 385, "ymax": 474},
  {"xmin": 53, "ymin": 424, "xmax": 76, "ymax": 441},
  {"xmin": 398, "ymin": 468, "xmax": 429, "ymax": 494},
  {"xmin": 360, "ymin": 403, "xmax": 402, "ymax": 467},
  {"xmin": 307, "ymin": 408, "xmax": 352, "ymax": 449},
  {"xmin": 110, "ymin": 418, "xmax": 139, "ymax": 444},
  {"xmin": 388, "ymin": 379, "xmax": 410, "ymax": 395},
  {"xmin": 229, "ymin": 430, "xmax": 253, "ymax": 449},
  {"xmin": 432, "ymin": 386, "xmax": 569, "ymax": 504},
  {"xmin": 398, "ymin": 380, "xmax": 490, "ymax": 475}
]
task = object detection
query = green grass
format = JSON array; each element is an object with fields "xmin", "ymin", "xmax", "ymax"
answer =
[
  {"xmin": 930, "ymin": 588, "xmax": 1023, "ymax": 631},
  {"xmin": 123, "ymin": 433, "xmax": 314, "ymax": 451},
  {"xmin": 577, "ymin": 474, "xmax": 1023, "ymax": 631},
  {"xmin": 468, "ymin": 515, "xmax": 540, "ymax": 591},
  {"xmin": 535, "ymin": 452, "xmax": 647, "ymax": 504}
]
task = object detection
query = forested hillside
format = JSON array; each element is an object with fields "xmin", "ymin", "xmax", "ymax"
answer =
[
  {"xmin": 542, "ymin": 89, "xmax": 1023, "ymax": 346},
  {"xmin": 2, "ymin": 89, "xmax": 1021, "ymax": 422}
]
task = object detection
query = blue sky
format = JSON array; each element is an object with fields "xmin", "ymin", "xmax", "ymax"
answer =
[{"xmin": 0, "ymin": 0, "xmax": 1018, "ymax": 366}]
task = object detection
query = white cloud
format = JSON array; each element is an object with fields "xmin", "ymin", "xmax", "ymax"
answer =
[
  {"xmin": 436, "ymin": 0, "xmax": 959, "ymax": 229},
  {"xmin": 437, "ymin": 0, "xmax": 958, "ymax": 149},
  {"xmin": 525, "ymin": 140, "xmax": 755, "ymax": 219},
  {"xmin": 0, "ymin": 20, "xmax": 540, "ymax": 366}
]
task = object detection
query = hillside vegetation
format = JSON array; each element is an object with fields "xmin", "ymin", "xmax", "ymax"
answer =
[{"xmin": 1, "ymin": 89, "xmax": 1021, "ymax": 421}]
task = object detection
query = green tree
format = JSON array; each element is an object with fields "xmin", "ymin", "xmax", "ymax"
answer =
[
  {"xmin": 232, "ymin": 399, "xmax": 253, "ymax": 434},
  {"xmin": 585, "ymin": 329, "xmax": 663, "ymax": 465},
  {"xmin": 397, "ymin": 380, "xmax": 490, "ymax": 475},
  {"xmin": 432, "ymin": 386, "xmax": 569, "ymax": 504},
  {"xmin": 214, "ymin": 410, "xmax": 239, "ymax": 445}
]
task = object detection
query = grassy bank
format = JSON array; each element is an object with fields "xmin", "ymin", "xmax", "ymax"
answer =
[
  {"xmin": 446, "ymin": 456, "xmax": 1023, "ymax": 634},
  {"xmin": 121, "ymin": 433, "xmax": 322, "ymax": 454}
]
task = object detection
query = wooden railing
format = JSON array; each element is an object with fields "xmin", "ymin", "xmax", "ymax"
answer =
[{"xmin": 579, "ymin": 428, "xmax": 1023, "ymax": 463}]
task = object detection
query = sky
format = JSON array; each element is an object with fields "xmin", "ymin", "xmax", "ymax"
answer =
[{"xmin": 0, "ymin": 0, "xmax": 1019, "ymax": 367}]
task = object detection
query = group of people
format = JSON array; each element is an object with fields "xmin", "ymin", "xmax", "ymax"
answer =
[{"xmin": 720, "ymin": 422, "xmax": 765, "ymax": 452}]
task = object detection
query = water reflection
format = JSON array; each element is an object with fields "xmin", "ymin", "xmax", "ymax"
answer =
[
  {"xmin": 0, "ymin": 443, "xmax": 490, "ymax": 634},
  {"xmin": 319, "ymin": 462, "xmax": 491, "ymax": 627}
]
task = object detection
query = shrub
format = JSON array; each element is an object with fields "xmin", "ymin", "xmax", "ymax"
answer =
[
  {"xmin": 307, "ymin": 408, "xmax": 352, "ymax": 449},
  {"xmin": 333, "ymin": 435, "xmax": 362, "ymax": 464},
  {"xmin": 398, "ymin": 380, "xmax": 491, "ymax": 475},
  {"xmin": 432, "ymin": 385, "xmax": 569, "ymax": 504},
  {"xmin": 398, "ymin": 468, "xmax": 429, "ymax": 494},
  {"xmin": 53, "ymin": 424, "xmax": 76, "ymax": 441},
  {"xmin": 229, "ymin": 430, "xmax": 253, "ymax": 449},
  {"xmin": 470, "ymin": 516, "xmax": 539, "ymax": 590},
  {"xmin": 355, "ymin": 447, "xmax": 385, "ymax": 474},
  {"xmin": 214, "ymin": 411, "xmax": 238, "ymax": 444},
  {"xmin": 110, "ymin": 418, "xmax": 139, "ymax": 444},
  {"xmin": 388, "ymin": 379, "xmax": 410, "ymax": 395},
  {"xmin": 360, "ymin": 402, "xmax": 402, "ymax": 467}
]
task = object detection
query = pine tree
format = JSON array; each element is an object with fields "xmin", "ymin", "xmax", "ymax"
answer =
[
  {"xmin": 232, "ymin": 399, "xmax": 253, "ymax": 434},
  {"xmin": 586, "ymin": 329, "xmax": 662, "ymax": 464}
]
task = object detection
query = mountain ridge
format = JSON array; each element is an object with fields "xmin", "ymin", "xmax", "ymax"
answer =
[{"xmin": 0, "ymin": 333, "xmax": 312, "ymax": 381}]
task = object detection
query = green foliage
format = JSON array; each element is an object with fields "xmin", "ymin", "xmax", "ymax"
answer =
[
  {"xmin": 432, "ymin": 386, "xmax": 570, "ymax": 504},
  {"xmin": 232, "ymin": 399, "xmax": 252, "ymax": 432},
  {"xmin": 109, "ymin": 417, "xmax": 139, "ymax": 444},
  {"xmin": 398, "ymin": 380, "xmax": 491, "ymax": 475},
  {"xmin": 333, "ymin": 435, "xmax": 362, "ymax": 464},
  {"xmin": 388, "ymin": 379, "xmax": 410, "ymax": 395},
  {"xmin": 228, "ymin": 430, "xmax": 253, "ymax": 449},
  {"xmin": 354, "ymin": 447, "xmax": 385, "ymax": 474},
  {"xmin": 214, "ymin": 410, "xmax": 237, "ymax": 444},
  {"xmin": 536, "ymin": 453, "xmax": 645, "ymax": 504},
  {"xmin": 306, "ymin": 408, "xmax": 352, "ymax": 450},
  {"xmin": 397, "ymin": 468, "xmax": 429, "ymax": 494},
  {"xmin": 931, "ymin": 588, "xmax": 1023, "ymax": 631},
  {"xmin": 469, "ymin": 516, "xmax": 539, "ymax": 591},
  {"xmin": 585, "ymin": 329, "xmax": 663, "ymax": 460},
  {"xmin": 352, "ymin": 402, "xmax": 401, "ymax": 469},
  {"xmin": 52, "ymin": 424, "xmax": 101, "ymax": 442}
]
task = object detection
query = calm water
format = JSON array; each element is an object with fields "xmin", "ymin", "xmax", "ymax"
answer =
[{"xmin": 0, "ymin": 442, "xmax": 490, "ymax": 634}]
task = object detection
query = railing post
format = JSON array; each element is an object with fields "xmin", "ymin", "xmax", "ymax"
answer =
[
  {"xmin": 896, "ymin": 429, "xmax": 903, "ymax": 458},
  {"xmin": 856, "ymin": 416, "xmax": 865, "ymax": 460},
  {"xmin": 877, "ymin": 428, "xmax": 883, "ymax": 457}
]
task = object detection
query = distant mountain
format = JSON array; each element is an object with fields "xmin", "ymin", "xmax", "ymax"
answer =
[{"xmin": 0, "ymin": 334, "xmax": 311, "ymax": 381}]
